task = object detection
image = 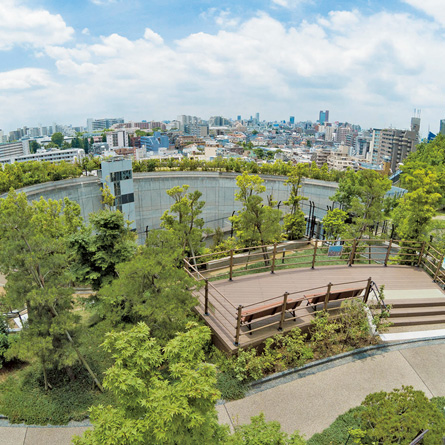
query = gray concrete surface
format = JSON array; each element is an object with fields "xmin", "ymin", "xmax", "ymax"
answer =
[
  {"xmin": 219, "ymin": 343, "xmax": 445, "ymax": 439},
  {"xmin": 1, "ymin": 342, "xmax": 444, "ymax": 444}
]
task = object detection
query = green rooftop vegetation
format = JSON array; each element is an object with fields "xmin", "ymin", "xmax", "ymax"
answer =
[{"xmin": 0, "ymin": 136, "xmax": 445, "ymax": 442}]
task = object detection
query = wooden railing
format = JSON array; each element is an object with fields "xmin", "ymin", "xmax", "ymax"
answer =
[
  {"xmin": 184, "ymin": 239, "xmax": 445, "ymax": 347},
  {"xmin": 185, "ymin": 238, "xmax": 441, "ymax": 282}
]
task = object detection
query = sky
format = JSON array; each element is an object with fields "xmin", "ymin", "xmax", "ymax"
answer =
[{"xmin": 1, "ymin": 0, "xmax": 445, "ymax": 136}]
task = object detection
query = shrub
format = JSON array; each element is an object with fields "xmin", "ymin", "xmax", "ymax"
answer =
[
  {"xmin": 307, "ymin": 406, "xmax": 364, "ymax": 445},
  {"xmin": 216, "ymin": 371, "xmax": 248, "ymax": 400},
  {"xmin": 0, "ymin": 362, "xmax": 114, "ymax": 425},
  {"xmin": 0, "ymin": 314, "xmax": 10, "ymax": 369},
  {"xmin": 359, "ymin": 386, "xmax": 445, "ymax": 445},
  {"xmin": 227, "ymin": 413, "xmax": 306, "ymax": 445}
]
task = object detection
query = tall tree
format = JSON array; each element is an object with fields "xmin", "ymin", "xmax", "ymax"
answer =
[
  {"xmin": 283, "ymin": 165, "xmax": 308, "ymax": 240},
  {"xmin": 0, "ymin": 191, "xmax": 102, "ymax": 390},
  {"xmin": 51, "ymin": 132, "xmax": 64, "ymax": 147},
  {"xmin": 322, "ymin": 209, "xmax": 348, "ymax": 240},
  {"xmin": 73, "ymin": 323, "xmax": 228, "ymax": 445},
  {"xmin": 68, "ymin": 210, "xmax": 136, "ymax": 291},
  {"xmin": 230, "ymin": 172, "xmax": 283, "ymax": 247},
  {"xmin": 332, "ymin": 169, "xmax": 391, "ymax": 239},
  {"xmin": 96, "ymin": 230, "xmax": 197, "ymax": 341},
  {"xmin": 393, "ymin": 168, "xmax": 441, "ymax": 241},
  {"xmin": 161, "ymin": 185, "xmax": 206, "ymax": 257}
]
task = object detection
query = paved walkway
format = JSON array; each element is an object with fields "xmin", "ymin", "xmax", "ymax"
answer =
[{"xmin": 1, "ymin": 340, "xmax": 445, "ymax": 444}]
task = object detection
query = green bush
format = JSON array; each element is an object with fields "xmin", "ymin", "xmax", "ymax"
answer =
[
  {"xmin": 359, "ymin": 386, "xmax": 445, "ymax": 445},
  {"xmin": 307, "ymin": 406, "xmax": 364, "ymax": 445},
  {"xmin": 432, "ymin": 396, "xmax": 445, "ymax": 417},
  {"xmin": 0, "ymin": 314, "xmax": 10, "ymax": 369},
  {"xmin": 227, "ymin": 413, "xmax": 306, "ymax": 445},
  {"xmin": 0, "ymin": 363, "xmax": 114, "ymax": 425},
  {"xmin": 216, "ymin": 371, "xmax": 248, "ymax": 400}
]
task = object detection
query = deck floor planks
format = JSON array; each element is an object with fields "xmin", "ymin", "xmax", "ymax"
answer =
[{"xmin": 194, "ymin": 265, "xmax": 445, "ymax": 353}]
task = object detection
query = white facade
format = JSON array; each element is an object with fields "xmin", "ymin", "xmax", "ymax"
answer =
[
  {"xmin": 0, "ymin": 148, "xmax": 85, "ymax": 165},
  {"xmin": 106, "ymin": 130, "xmax": 129, "ymax": 148}
]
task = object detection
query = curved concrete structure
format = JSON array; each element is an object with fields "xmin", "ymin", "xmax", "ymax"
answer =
[{"xmin": 3, "ymin": 172, "xmax": 339, "ymax": 240}]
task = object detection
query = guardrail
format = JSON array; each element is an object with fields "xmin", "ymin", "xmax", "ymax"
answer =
[
  {"xmin": 184, "ymin": 238, "xmax": 445, "ymax": 347},
  {"xmin": 185, "ymin": 238, "xmax": 436, "ymax": 282}
]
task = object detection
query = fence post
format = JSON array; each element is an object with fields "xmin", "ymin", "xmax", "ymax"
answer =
[
  {"xmin": 271, "ymin": 243, "xmax": 277, "ymax": 274},
  {"xmin": 282, "ymin": 248, "xmax": 286, "ymax": 264},
  {"xmin": 364, "ymin": 277, "xmax": 372, "ymax": 304},
  {"xmin": 384, "ymin": 239, "xmax": 393, "ymax": 267},
  {"xmin": 417, "ymin": 241, "xmax": 426, "ymax": 267},
  {"xmin": 278, "ymin": 292, "xmax": 289, "ymax": 331},
  {"xmin": 323, "ymin": 283, "xmax": 332, "ymax": 311},
  {"xmin": 204, "ymin": 279, "xmax": 209, "ymax": 315},
  {"xmin": 311, "ymin": 241, "xmax": 318, "ymax": 269},
  {"xmin": 348, "ymin": 239, "xmax": 358, "ymax": 267},
  {"xmin": 234, "ymin": 305, "xmax": 243, "ymax": 346},
  {"xmin": 229, "ymin": 249, "xmax": 234, "ymax": 281},
  {"xmin": 433, "ymin": 254, "xmax": 444, "ymax": 282},
  {"xmin": 368, "ymin": 244, "xmax": 372, "ymax": 264}
]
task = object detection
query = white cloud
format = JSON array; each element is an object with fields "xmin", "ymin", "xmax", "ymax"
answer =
[
  {"xmin": 403, "ymin": 0, "xmax": 445, "ymax": 26},
  {"xmin": 143, "ymin": 28, "xmax": 164, "ymax": 45},
  {"xmin": 271, "ymin": 0, "xmax": 311, "ymax": 9},
  {"xmin": 2, "ymin": 8, "xmax": 445, "ymax": 132},
  {"xmin": 201, "ymin": 8, "xmax": 240, "ymax": 28},
  {"xmin": 0, "ymin": 68, "xmax": 53, "ymax": 90},
  {"xmin": 82, "ymin": 28, "xmax": 90, "ymax": 35},
  {"xmin": 90, "ymin": 0, "xmax": 116, "ymax": 5},
  {"xmin": 0, "ymin": 0, "xmax": 74, "ymax": 50}
]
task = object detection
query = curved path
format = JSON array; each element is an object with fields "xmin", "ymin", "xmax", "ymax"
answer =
[{"xmin": 1, "ymin": 339, "xmax": 445, "ymax": 444}]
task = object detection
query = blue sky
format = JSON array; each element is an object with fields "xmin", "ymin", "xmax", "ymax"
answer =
[{"xmin": 1, "ymin": 0, "xmax": 444, "ymax": 135}]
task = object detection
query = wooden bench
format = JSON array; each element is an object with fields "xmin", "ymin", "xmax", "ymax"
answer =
[
  {"xmin": 305, "ymin": 287, "xmax": 365, "ymax": 311},
  {"xmin": 241, "ymin": 297, "xmax": 304, "ymax": 333}
]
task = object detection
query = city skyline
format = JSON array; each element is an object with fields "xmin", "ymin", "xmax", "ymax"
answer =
[{"xmin": 1, "ymin": 0, "xmax": 445, "ymax": 135}]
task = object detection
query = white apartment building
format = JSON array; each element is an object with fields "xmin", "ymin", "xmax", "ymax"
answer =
[
  {"xmin": 106, "ymin": 130, "xmax": 129, "ymax": 148},
  {"xmin": 0, "ymin": 148, "xmax": 85, "ymax": 165}
]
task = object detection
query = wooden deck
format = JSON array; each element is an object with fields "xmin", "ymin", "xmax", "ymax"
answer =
[{"xmin": 194, "ymin": 264, "xmax": 445, "ymax": 353}]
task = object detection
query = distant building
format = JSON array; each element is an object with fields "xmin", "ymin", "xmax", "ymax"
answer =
[
  {"xmin": 106, "ymin": 130, "xmax": 129, "ymax": 148},
  {"xmin": 99, "ymin": 158, "xmax": 136, "ymax": 230},
  {"xmin": 87, "ymin": 118, "xmax": 124, "ymax": 132},
  {"xmin": 370, "ymin": 126, "xmax": 419, "ymax": 171},
  {"xmin": 440, "ymin": 119, "xmax": 445, "ymax": 135},
  {"xmin": 140, "ymin": 132, "xmax": 169, "ymax": 154},
  {"xmin": 0, "ymin": 141, "xmax": 28, "ymax": 161},
  {"xmin": 0, "ymin": 148, "xmax": 84, "ymax": 165},
  {"xmin": 319, "ymin": 110, "xmax": 329, "ymax": 125},
  {"xmin": 289, "ymin": 116, "xmax": 295, "ymax": 125}
]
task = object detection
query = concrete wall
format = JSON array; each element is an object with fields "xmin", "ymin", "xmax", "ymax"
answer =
[{"xmin": 4, "ymin": 172, "xmax": 339, "ymax": 240}]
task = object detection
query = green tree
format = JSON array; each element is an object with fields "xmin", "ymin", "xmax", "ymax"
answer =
[
  {"xmin": 322, "ymin": 209, "xmax": 348, "ymax": 240},
  {"xmin": 51, "ymin": 132, "xmax": 64, "ymax": 147},
  {"xmin": 68, "ymin": 210, "xmax": 136, "ymax": 290},
  {"xmin": 230, "ymin": 172, "xmax": 283, "ymax": 247},
  {"xmin": 0, "ymin": 191, "xmax": 102, "ymax": 390},
  {"xmin": 161, "ymin": 185, "xmax": 206, "ymax": 257},
  {"xmin": 359, "ymin": 386, "xmax": 445, "ymax": 445},
  {"xmin": 283, "ymin": 166, "xmax": 308, "ymax": 240},
  {"xmin": 227, "ymin": 413, "xmax": 306, "ymax": 445},
  {"xmin": 96, "ymin": 230, "xmax": 198, "ymax": 341},
  {"xmin": 332, "ymin": 170, "xmax": 391, "ymax": 239},
  {"xmin": 29, "ymin": 140, "xmax": 40, "ymax": 153},
  {"xmin": 72, "ymin": 322, "xmax": 228, "ymax": 445},
  {"xmin": 393, "ymin": 169, "xmax": 441, "ymax": 242}
]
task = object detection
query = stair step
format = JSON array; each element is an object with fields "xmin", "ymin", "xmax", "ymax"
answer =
[
  {"xmin": 388, "ymin": 314, "xmax": 445, "ymax": 327},
  {"xmin": 384, "ymin": 298, "xmax": 445, "ymax": 309},
  {"xmin": 389, "ymin": 307, "xmax": 445, "ymax": 318}
]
